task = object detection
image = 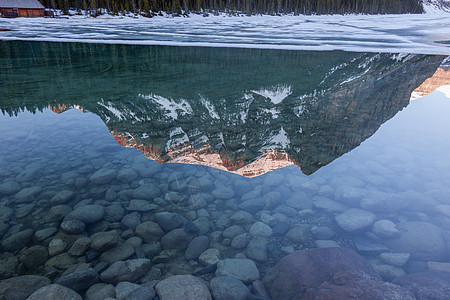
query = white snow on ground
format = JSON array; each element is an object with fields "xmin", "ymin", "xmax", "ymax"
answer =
[{"xmin": 0, "ymin": 11, "xmax": 449, "ymax": 54}]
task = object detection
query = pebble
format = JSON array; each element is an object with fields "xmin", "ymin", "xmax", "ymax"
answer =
[
  {"xmin": 55, "ymin": 268, "xmax": 99, "ymax": 293},
  {"xmin": 125, "ymin": 199, "xmax": 155, "ymax": 212},
  {"xmin": 211, "ymin": 187, "xmax": 235, "ymax": 200},
  {"xmin": 154, "ymin": 212, "xmax": 186, "ymax": 232},
  {"xmin": 249, "ymin": 222, "xmax": 273, "ymax": 238},
  {"xmin": 246, "ymin": 237, "xmax": 268, "ymax": 262},
  {"xmin": 380, "ymin": 253, "xmax": 410, "ymax": 267},
  {"xmin": 49, "ymin": 238, "xmax": 67, "ymax": 256},
  {"xmin": 185, "ymin": 236, "xmax": 210, "ymax": 260},
  {"xmin": 121, "ymin": 212, "xmax": 141, "ymax": 230},
  {"xmin": 231, "ymin": 233, "xmax": 252, "ymax": 249},
  {"xmin": 85, "ymin": 283, "xmax": 116, "ymax": 300},
  {"xmin": 19, "ymin": 245, "xmax": 49, "ymax": 270},
  {"xmin": 14, "ymin": 186, "xmax": 42, "ymax": 203},
  {"xmin": 90, "ymin": 230, "xmax": 119, "ymax": 252},
  {"xmin": 68, "ymin": 237, "xmax": 92, "ymax": 257},
  {"xmin": 45, "ymin": 205, "xmax": 72, "ymax": 223},
  {"xmin": 210, "ymin": 276, "xmax": 251, "ymax": 300},
  {"xmin": 50, "ymin": 190, "xmax": 75, "ymax": 204},
  {"xmin": 61, "ymin": 220, "xmax": 86, "ymax": 235},
  {"xmin": 0, "ymin": 181, "xmax": 20, "ymax": 195},
  {"xmin": 100, "ymin": 259, "xmax": 151, "ymax": 284},
  {"xmin": 315, "ymin": 240, "xmax": 341, "ymax": 248},
  {"xmin": 135, "ymin": 221, "xmax": 164, "ymax": 243},
  {"xmin": 100, "ymin": 242, "xmax": 135, "ymax": 264},
  {"xmin": 115, "ymin": 282, "xmax": 140, "ymax": 300},
  {"xmin": 65, "ymin": 204, "xmax": 105, "ymax": 224},
  {"xmin": 35, "ymin": 227, "xmax": 58, "ymax": 242},
  {"xmin": 215, "ymin": 259, "xmax": 260, "ymax": 283},
  {"xmin": 0, "ymin": 256, "xmax": 18, "ymax": 279},
  {"xmin": 116, "ymin": 169, "xmax": 138, "ymax": 183},
  {"xmin": 335, "ymin": 208, "xmax": 376, "ymax": 232},
  {"xmin": 27, "ymin": 284, "xmax": 82, "ymax": 300},
  {"xmin": 133, "ymin": 183, "xmax": 160, "ymax": 200},
  {"xmin": 90, "ymin": 168, "xmax": 117, "ymax": 185},
  {"xmin": 104, "ymin": 204, "xmax": 125, "ymax": 222},
  {"xmin": 223, "ymin": 225, "xmax": 245, "ymax": 239},
  {"xmin": 161, "ymin": 228, "xmax": 195, "ymax": 250},
  {"xmin": 1, "ymin": 228, "xmax": 33, "ymax": 252},
  {"xmin": 198, "ymin": 248, "xmax": 221, "ymax": 266},
  {"xmin": 230, "ymin": 210, "xmax": 254, "ymax": 224},
  {"xmin": 0, "ymin": 275, "xmax": 51, "ymax": 300},
  {"xmin": 155, "ymin": 275, "xmax": 212, "ymax": 300},
  {"xmin": 238, "ymin": 198, "xmax": 265, "ymax": 213},
  {"xmin": 285, "ymin": 224, "xmax": 310, "ymax": 243}
]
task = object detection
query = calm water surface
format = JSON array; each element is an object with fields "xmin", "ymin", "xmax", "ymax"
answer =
[{"xmin": 0, "ymin": 41, "xmax": 449, "ymax": 299}]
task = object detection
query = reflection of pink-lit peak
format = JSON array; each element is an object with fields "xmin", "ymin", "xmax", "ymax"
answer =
[
  {"xmin": 411, "ymin": 68, "xmax": 450, "ymax": 100},
  {"xmin": 48, "ymin": 104, "xmax": 86, "ymax": 114},
  {"xmin": 111, "ymin": 130, "xmax": 293, "ymax": 178}
]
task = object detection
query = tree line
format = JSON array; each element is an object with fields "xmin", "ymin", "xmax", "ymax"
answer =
[{"xmin": 39, "ymin": 0, "xmax": 423, "ymax": 16}]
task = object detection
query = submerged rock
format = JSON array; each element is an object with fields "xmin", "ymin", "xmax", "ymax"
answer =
[
  {"xmin": 264, "ymin": 247, "xmax": 414, "ymax": 300},
  {"xmin": 155, "ymin": 275, "xmax": 212, "ymax": 300},
  {"xmin": 215, "ymin": 259, "xmax": 260, "ymax": 283},
  {"xmin": 90, "ymin": 168, "xmax": 117, "ymax": 185},
  {"xmin": 185, "ymin": 236, "xmax": 210, "ymax": 260},
  {"xmin": 26, "ymin": 284, "xmax": 82, "ymax": 300},
  {"xmin": 210, "ymin": 276, "xmax": 251, "ymax": 300},
  {"xmin": 0, "ymin": 275, "xmax": 51, "ymax": 300},
  {"xmin": 0, "ymin": 181, "xmax": 20, "ymax": 195},
  {"xmin": 393, "ymin": 271, "xmax": 450, "ymax": 300},
  {"xmin": 64, "ymin": 204, "xmax": 104, "ymax": 224},
  {"xmin": 384, "ymin": 221, "xmax": 448, "ymax": 261},
  {"xmin": 100, "ymin": 259, "xmax": 151, "ymax": 284},
  {"xmin": 335, "ymin": 208, "xmax": 376, "ymax": 232},
  {"xmin": 55, "ymin": 268, "xmax": 99, "ymax": 293},
  {"xmin": 1, "ymin": 228, "xmax": 33, "ymax": 252}
]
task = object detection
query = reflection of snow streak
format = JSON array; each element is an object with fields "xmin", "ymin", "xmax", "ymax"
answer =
[
  {"xmin": 252, "ymin": 85, "xmax": 292, "ymax": 104},
  {"xmin": 139, "ymin": 94, "xmax": 192, "ymax": 120}
]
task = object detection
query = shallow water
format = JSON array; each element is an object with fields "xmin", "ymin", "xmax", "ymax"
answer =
[{"xmin": 0, "ymin": 41, "xmax": 450, "ymax": 298}]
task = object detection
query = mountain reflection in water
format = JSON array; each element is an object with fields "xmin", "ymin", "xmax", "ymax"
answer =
[{"xmin": 0, "ymin": 41, "xmax": 447, "ymax": 177}]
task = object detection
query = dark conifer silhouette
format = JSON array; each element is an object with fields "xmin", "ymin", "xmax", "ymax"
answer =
[{"xmin": 39, "ymin": 0, "xmax": 424, "ymax": 16}]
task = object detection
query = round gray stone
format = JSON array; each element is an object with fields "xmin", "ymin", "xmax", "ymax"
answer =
[
  {"xmin": 185, "ymin": 236, "xmax": 210, "ymax": 260},
  {"xmin": 155, "ymin": 275, "xmax": 212, "ymax": 300},
  {"xmin": 65, "ymin": 205, "xmax": 104, "ymax": 224},
  {"xmin": 26, "ymin": 284, "xmax": 82, "ymax": 300},
  {"xmin": 210, "ymin": 276, "xmax": 251, "ymax": 300},
  {"xmin": 215, "ymin": 259, "xmax": 260, "ymax": 283},
  {"xmin": 335, "ymin": 208, "xmax": 376, "ymax": 232}
]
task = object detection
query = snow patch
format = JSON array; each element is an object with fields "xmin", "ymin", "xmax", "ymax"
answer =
[
  {"xmin": 139, "ymin": 94, "xmax": 192, "ymax": 120},
  {"xmin": 166, "ymin": 127, "xmax": 189, "ymax": 149},
  {"xmin": 200, "ymin": 96, "xmax": 220, "ymax": 119},
  {"xmin": 266, "ymin": 127, "xmax": 290, "ymax": 148},
  {"xmin": 252, "ymin": 85, "xmax": 292, "ymax": 104},
  {"xmin": 98, "ymin": 101, "xmax": 124, "ymax": 120}
]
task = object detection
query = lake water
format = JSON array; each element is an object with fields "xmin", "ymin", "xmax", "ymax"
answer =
[{"xmin": 0, "ymin": 41, "xmax": 450, "ymax": 299}]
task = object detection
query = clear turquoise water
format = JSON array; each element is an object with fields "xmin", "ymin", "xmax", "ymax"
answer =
[{"xmin": 0, "ymin": 41, "xmax": 449, "ymax": 297}]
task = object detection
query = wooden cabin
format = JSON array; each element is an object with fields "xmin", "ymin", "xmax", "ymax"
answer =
[{"xmin": 0, "ymin": 0, "xmax": 44, "ymax": 17}]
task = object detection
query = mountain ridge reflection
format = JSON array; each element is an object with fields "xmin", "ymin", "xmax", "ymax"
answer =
[{"xmin": 0, "ymin": 41, "xmax": 447, "ymax": 176}]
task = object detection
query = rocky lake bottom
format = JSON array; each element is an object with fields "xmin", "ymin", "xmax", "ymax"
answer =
[{"xmin": 0, "ymin": 96, "xmax": 450, "ymax": 300}]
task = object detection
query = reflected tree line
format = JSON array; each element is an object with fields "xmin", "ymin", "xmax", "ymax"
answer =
[{"xmin": 39, "ymin": 0, "xmax": 423, "ymax": 16}]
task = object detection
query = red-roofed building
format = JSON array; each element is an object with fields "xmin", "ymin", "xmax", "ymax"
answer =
[{"xmin": 0, "ymin": 0, "xmax": 44, "ymax": 17}]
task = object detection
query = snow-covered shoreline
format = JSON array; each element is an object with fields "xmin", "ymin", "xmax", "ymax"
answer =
[{"xmin": 1, "ymin": 11, "xmax": 449, "ymax": 55}]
